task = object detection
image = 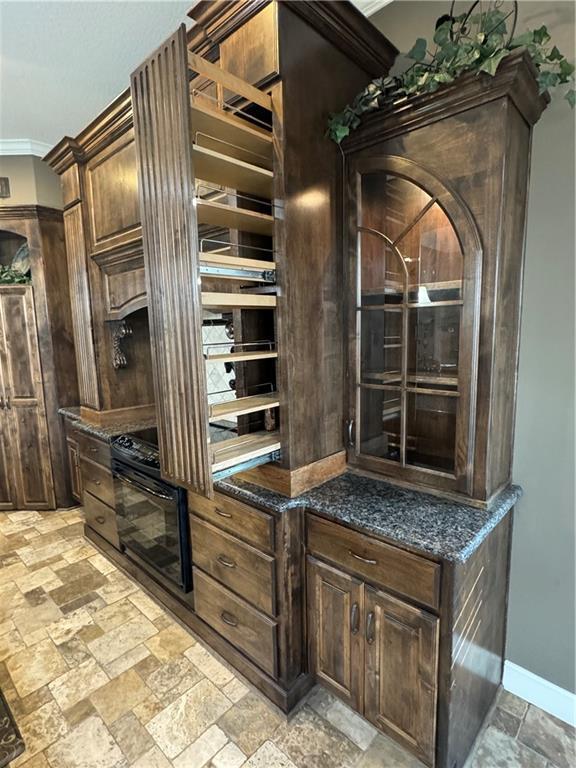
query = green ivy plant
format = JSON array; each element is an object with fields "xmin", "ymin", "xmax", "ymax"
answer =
[
  {"xmin": 0, "ymin": 266, "xmax": 31, "ymax": 284},
  {"xmin": 327, "ymin": 3, "xmax": 575, "ymax": 143}
]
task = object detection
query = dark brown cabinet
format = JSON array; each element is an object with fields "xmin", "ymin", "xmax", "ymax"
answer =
[
  {"xmin": 64, "ymin": 420, "xmax": 82, "ymax": 502},
  {"xmin": 307, "ymin": 552, "xmax": 439, "ymax": 766}
]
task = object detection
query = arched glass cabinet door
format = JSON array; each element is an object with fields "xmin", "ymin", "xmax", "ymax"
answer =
[{"xmin": 347, "ymin": 156, "xmax": 482, "ymax": 495}]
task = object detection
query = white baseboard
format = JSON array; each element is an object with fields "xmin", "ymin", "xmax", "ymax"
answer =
[{"xmin": 503, "ymin": 660, "xmax": 576, "ymax": 727}]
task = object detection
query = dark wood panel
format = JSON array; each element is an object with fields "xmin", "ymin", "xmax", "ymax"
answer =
[
  {"xmin": 188, "ymin": 489, "xmax": 275, "ymax": 552},
  {"xmin": 191, "ymin": 516, "xmax": 276, "ymax": 616},
  {"xmin": 85, "ymin": 131, "xmax": 141, "ymax": 255},
  {"xmin": 306, "ymin": 556, "xmax": 364, "ymax": 711},
  {"xmin": 307, "ymin": 514, "xmax": 440, "ymax": 611},
  {"xmin": 194, "ymin": 567, "xmax": 278, "ymax": 678},
  {"xmin": 63, "ymin": 205, "xmax": 100, "ymax": 409},
  {"xmin": 131, "ymin": 26, "xmax": 212, "ymax": 496},
  {"xmin": 66, "ymin": 437, "xmax": 82, "ymax": 502},
  {"xmin": 83, "ymin": 491, "xmax": 120, "ymax": 549},
  {"xmin": 219, "ymin": 3, "xmax": 278, "ymax": 92},
  {"xmin": 80, "ymin": 456, "xmax": 115, "ymax": 507},
  {"xmin": 364, "ymin": 585, "xmax": 439, "ymax": 766}
]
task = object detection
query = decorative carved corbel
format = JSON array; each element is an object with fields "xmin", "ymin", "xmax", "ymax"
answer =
[{"xmin": 110, "ymin": 320, "xmax": 133, "ymax": 369}]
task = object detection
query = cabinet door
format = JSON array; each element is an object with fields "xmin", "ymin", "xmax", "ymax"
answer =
[
  {"xmin": 0, "ymin": 287, "xmax": 55, "ymax": 509},
  {"xmin": 0, "ymin": 313, "xmax": 15, "ymax": 509},
  {"xmin": 347, "ymin": 156, "xmax": 482, "ymax": 495},
  {"xmin": 306, "ymin": 556, "xmax": 364, "ymax": 710},
  {"xmin": 364, "ymin": 585, "xmax": 439, "ymax": 766}
]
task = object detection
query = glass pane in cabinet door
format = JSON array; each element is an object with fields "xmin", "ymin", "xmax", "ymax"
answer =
[
  {"xmin": 406, "ymin": 392, "xmax": 457, "ymax": 473},
  {"xmin": 360, "ymin": 173, "xmax": 432, "ymax": 244},
  {"xmin": 359, "ymin": 231, "xmax": 404, "ymax": 307},
  {"xmin": 360, "ymin": 309, "xmax": 403, "ymax": 386},
  {"xmin": 359, "ymin": 387, "xmax": 402, "ymax": 462},
  {"xmin": 394, "ymin": 201, "xmax": 463, "ymax": 304},
  {"xmin": 407, "ymin": 306, "xmax": 460, "ymax": 392}
]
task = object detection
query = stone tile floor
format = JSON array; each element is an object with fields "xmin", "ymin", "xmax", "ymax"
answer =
[{"xmin": 0, "ymin": 508, "xmax": 574, "ymax": 768}]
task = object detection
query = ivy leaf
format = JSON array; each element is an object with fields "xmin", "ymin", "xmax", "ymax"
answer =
[
  {"xmin": 532, "ymin": 25, "xmax": 551, "ymax": 45},
  {"xmin": 433, "ymin": 21, "xmax": 452, "ymax": 47},
  {"xmin": 537, "ymin": 70, "xmax": 560, "ymax": 93},
  {"xmin": 511, "ymin": 31, "xmax": 534, "ymax": 48},
  {"xmin": 331, "ymin": 123, "xmax": 350, "ymax": 144},
  {"xmin": 548, "ymin": 45, "xmax": 564, "ymax": 62},
  {"xmin": 406, "ymin": 38, "xmax": 428, "ymax": 62},
  {"xmin": 559, "ymin": 58, "xmax": 575, "ymax": 81},
  {"xmin": 478, "ymin": 49, "xmax": 509, "ymax": 76},
  {"xmin": 565, "ymin": 89, "xmax": 576, "ymax": 108}
]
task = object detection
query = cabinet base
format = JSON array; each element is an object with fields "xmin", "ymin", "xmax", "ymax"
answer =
[{"xmin": 238, "ymin": 450, "xmax": 347, "ymax": 497}]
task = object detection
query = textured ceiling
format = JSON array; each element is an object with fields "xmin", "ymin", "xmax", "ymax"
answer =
[{"xmin": 0, "ymin": 0, "xmax": 392, "ymax": 153}]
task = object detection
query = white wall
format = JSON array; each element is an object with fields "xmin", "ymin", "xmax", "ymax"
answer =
[{"xmin": 370, "ymin": 0, "xmax": 576, "ymax": 694}]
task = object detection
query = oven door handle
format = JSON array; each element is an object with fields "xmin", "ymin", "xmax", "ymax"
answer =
[{"xmin": 117, "ymin": 473, "xmax": 174, "ymax": 501}]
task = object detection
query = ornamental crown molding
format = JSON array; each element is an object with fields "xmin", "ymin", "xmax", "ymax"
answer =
[{"xmin": 0, "ymin": 139, "xmax": 54, "ymax": 157}]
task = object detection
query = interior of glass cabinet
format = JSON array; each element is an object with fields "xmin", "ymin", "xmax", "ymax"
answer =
[{"xmin": 357, "ymin": 172, "xmax": 464, "ymax": 474}]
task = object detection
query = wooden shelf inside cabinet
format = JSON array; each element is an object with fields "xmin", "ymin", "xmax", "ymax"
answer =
[
  {"xmin": 196, "ymin": 199, "xmax": 274, "ymax": 236},
  {"xmin": 191, "ymin": 103, "xmax": 273, "ymax": 170},
  {"xmin": 199, "ymin": 252, "xmax": 276, "ymax": 272},
  {"xmin": 193, "ymin": 145, "xmax": 273, "ymax": 198},
  {"xmin": 201, "ymin": 292, "xmax": 277, "ymax": 309},
  {"xmin": 199, "ymin": 253, "xmax": 276, "ymax": 284},
  {"xmin": 211, "ymin": 431, "xmax": 281, "ymax": 472},
  {"xmin": 209, "ymin": 393, "xmax": 279, "ymax": 420},
  {"xmin": 206, "ymin": 350, "xmax": 278, "ymax": 363}
]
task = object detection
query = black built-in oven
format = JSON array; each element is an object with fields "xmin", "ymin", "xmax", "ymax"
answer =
[{"xmin": 111, "ymin": 430, "xmax": 192, "ymax": 593}]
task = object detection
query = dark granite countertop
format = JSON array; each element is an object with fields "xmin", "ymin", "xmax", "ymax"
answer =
[
  {"xmin": 59, "ymin": 406, "xmax": 157, "ymax": 441},
  {"xmin": 216, "ymin": 472, "xmax": 521, "ymax": 563}
]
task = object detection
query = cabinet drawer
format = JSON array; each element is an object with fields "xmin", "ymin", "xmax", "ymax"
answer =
[
  {"xmin": 78, "ymin": 431, "xmax": 111, "ymax": 468},
  {"xmin": 191, "ymin": 516, "xmax": 275, "ymax": 616},
  {"xmin": 194, "ymin": 568, "xmax": 277, "ymax": 678},
  {"xmin": 80, "ymin": 457, "xmax": 115, "ymax": 507},
  {"xmin": 307, "ymin": 515, "xmax": 440, "ymax": 611},
  {"xmin": 84, "ymin": 491, "xmax": 119, "ymax": 549},
  {"xmin": 188, "ymin": 490, "xmax": 274, "ymax": 553}
]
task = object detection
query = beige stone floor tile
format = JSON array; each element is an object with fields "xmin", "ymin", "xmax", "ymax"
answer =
[
  {"xmin": 22, "ymin": 627, "xmax": 49, "ymax": 648},
  {"xmin": 273, "ymin": 705, "xmax": 361, "ymax": 768},
  {"xmin": 88, "ymin": 553, "xmax": 117, "ymax": 575},
  {"xmin": 491, "ymin": 705, "xmax": 523, "ymax": 738},
  {"xmin": 13, "ymin": 596, "xmax": 63, "ymax": 638},
  {"xmin": 14, "ymin": 685, "xmax": 54, "ymax": 718},
  {"xmin": 92, "ymin": 596, "xmax": 141, "ymax": 632},
  {"xmin": 46, "ymin": 606, "xmax": 94, "ymax": 645},
  {"xmin": 172, "ymin": 723, "xmax": 228, "ymax": 768},
  {"xmin": 145, "ymin": 655, "xmax": 203, "ymax": 705},
  {"xmin": 16, "ymin": 753, "xmax": 50, "ymax": 768},
  {"xmin": 128, "ymin": 590, "xmax": 165, "ymax": 620},
  {"xmin": 185, "ymin": 643, "xmax": 235, "ymax": 687},
  {"xmin": 146, "ymin": 678, "xmax": 232, "ymax": 759},
  {"xmin": 64, "ymin": 697, "xmax": 98, "ymax": 728},
  {"xmin": 15, "ymin": 566, "xmax": 63, "ymax": 594},
  {"xmin": 77, "ymin": 622, "xmax": 105, "ymax": 644},
  {"xmin": 62, "ymin": 543, "xmax": 98, "ymax": 564},
  {"xmin": 132, "ymin": 693, "xmax": 165, "ymax": 726},
  {"xmin": 110, "ymin": 711, "xmax": 155, "ymax": 764},
  {"xmin": 45, "ymin": 714, "xmax": 128, "ymax": 768},
  {"xmin": 48, "ymin": 562, "xmax": 108, "ymax": 607},
  {"xmin": 104, "ymin": 643, "xmax": 151, "ymax": 678},
  {"xmin": 34, "ymin": 517, "xmax": 69, "ymax": 535},
  {"xmin": 518, "ymin": 705, "xmax": 576, "ymax": 768},
  {"xmin": 219, "ymin": 691, "xmax": 283, "ymax": 756},
  {"xmin": 87, "ymin": 613, "xmax": 158, "ymax": 666},
  {"xmin": 355, "ymin": 733, "xmax": 424, "ymax": 767},
  {"xmin": 0, "ymin": 618, "xmax": 15, "ymax": 636},
  {"xmin": 16, "ymin": 538, "xmax": 80, "ymax": 567},
  {"xmin": 212, "ymin": 741, "xmax": 247, "ymax": 768},
  {"xmin": 7, "ymin": 637, "xmax": 68, "ymax": 698},
  {"xmin": 306, "ymin": 686, "xmax": 377, "ymax": 751},
  {"xmin": 0, "ymin": 560, "xmax": 29, "ymax": 586},
  {"xmin": 243, "ymin": 741, "xmax": 298, "ymax": 768},
  {"xmin": 132, "ymin": 746, "xmax": 172, "ymax": 768},
  {"xmin": 469, "ymin": 725, "xmax": 548, "ymax": 768},
  {"xmin": 0, "ymin": 583, "xmax": 28, "ymax": 623},
  {"xmin": 222, "ymin": 677, "xmax": 249, "ymax": 704},
  {"xmin": 96, "ymin": 571, "xmax": 139, "ymax": 604},
  {"xmin": 145, "ymin": 622, "xmax": 196, "ymax": 662},
  {"xmin": 498, "ymin": 687, "xmax": 530, "ymax": 719},
  {"xmin": 10, "ymin": 700, "xmax": 69, "ymax": 766},
  {"xmin": 90, "ymin": 667, "xmax": 151, "ymax": 725},
  {"xmin": 49, "ymin": 657, "xmax": 109, "ymax": 711},
  {"xmin": 0, "ymin": 627, "xmax": 26, "ymax": 661}
]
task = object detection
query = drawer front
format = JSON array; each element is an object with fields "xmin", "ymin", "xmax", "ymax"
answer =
[
  {"xmin": 84, "ymin": 491, "xmax": 119, "ymax": 549},
  {"xmin": 191, "ymin": 516, "xmax": 275, "ymax": 616},
  {"xmin": 80, "ymin": 457, "xmax": 115, "ymax": 507},
  {"xmin": 78, "ymin": 431, "xmax": 111, "ymax": 468},
  {"xmin": 194, "ymin": 568, "xmax": 277, "ymax": 678},
  {"xmin": 189, "ymin": 490, "xmax": 274, "ymax": 553},
  {"xmin": 307, "ymin": 515, "xmax": 440, "ymax": 611}
]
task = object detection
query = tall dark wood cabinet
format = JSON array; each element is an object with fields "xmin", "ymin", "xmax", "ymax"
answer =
[
  {"xmin": 129, "ymin": 0, "xmax": 396, "ymax": 499},
  {"xmin": 343, "ymin": 51, "xmax": 548, "ymax": 504},
  {"xmin": 0, "ymin": 206, "xmax": 78, "ymax": 508}
]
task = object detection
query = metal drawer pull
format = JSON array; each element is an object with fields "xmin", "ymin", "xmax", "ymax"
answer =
[
  {"xmin": 215, "ymin": 508, "xmax": 232, "ymax": 518},
  {"xmin": 95, "ymin": 515, "xmax": 106, "ymax": 525},
  {"xmin": 351, "ymin": 602, "xmax": 360, "ymax": 635},
  {"xmin": 94, "ymin": 480, "xmax": 101, "ymax": 486},
  {"xmin": 366, "ymin": 611, "xmax": 375, "ymax": 644},
  {"xmin": 348, "ymin": 550, "xmax": 377, "ymax": 565},
  {"xmin": 221, "ymin": 610, "xmax": 238, "ymax": 627},
  {"xmin": 90, "ymin": 447, "xmax": 98, "ymax": 453},
  {"xmin": 217, "ymin": 555, "xmax": 236, "ymax": 568}
]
